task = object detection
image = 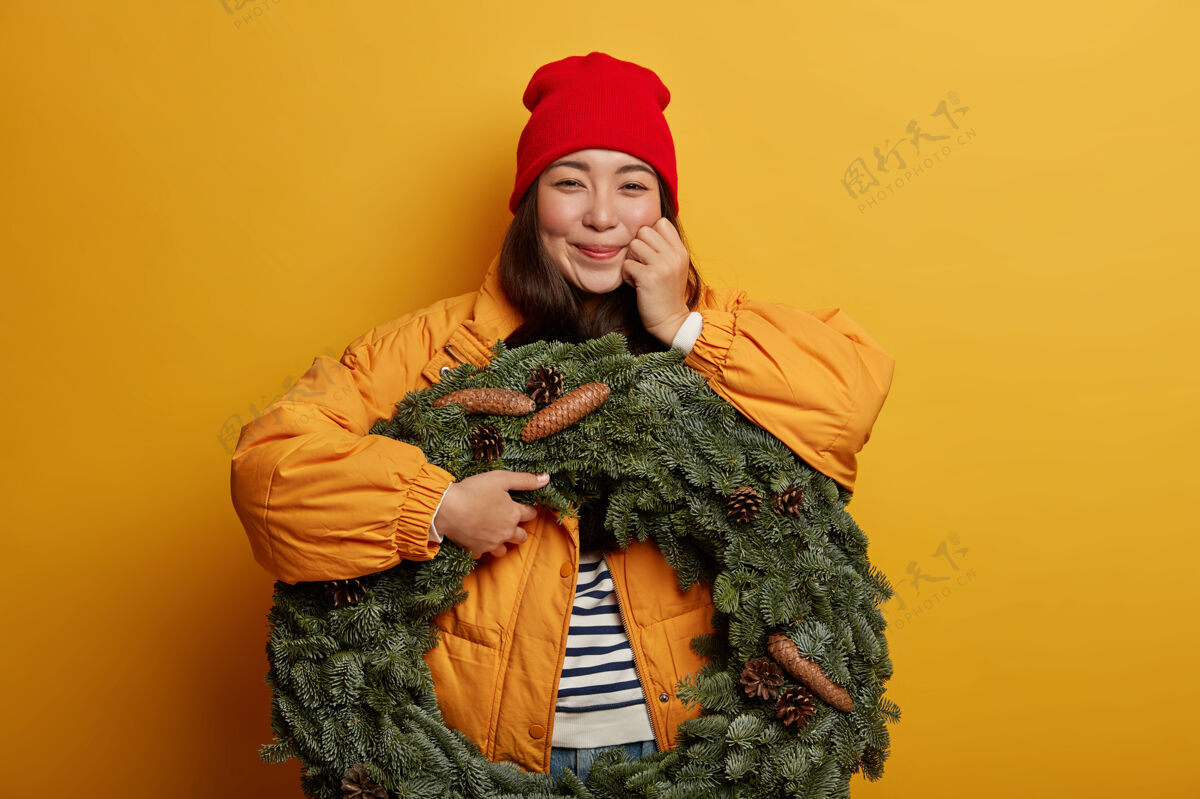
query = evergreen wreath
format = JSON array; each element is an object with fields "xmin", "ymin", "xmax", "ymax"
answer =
[{"xmin": 261, "ymin": 334, "xmax": 901, "ymax": 798}]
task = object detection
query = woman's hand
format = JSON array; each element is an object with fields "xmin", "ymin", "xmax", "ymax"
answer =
[
  {"xmin": 433, "ymin": 471, "xmax": 548, "ymax": 559},
  {"xmin": 622, "ymin": 217, "xmax": 692, "ymax": 346}
]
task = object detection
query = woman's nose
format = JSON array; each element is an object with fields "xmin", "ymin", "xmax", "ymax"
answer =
[{"xmin": 583, "ymin": 193, "xmax": 618, "ymax": 229}]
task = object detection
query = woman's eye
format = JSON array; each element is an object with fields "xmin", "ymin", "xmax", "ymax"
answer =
[{"xmin": 554, "ymin": 179, "xmax": 646, "ymax": 191}]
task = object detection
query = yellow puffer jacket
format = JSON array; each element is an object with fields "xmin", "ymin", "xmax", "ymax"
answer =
[{"xmin": 229, "ymin": 253, "xmax": 895, "ymax": 772}]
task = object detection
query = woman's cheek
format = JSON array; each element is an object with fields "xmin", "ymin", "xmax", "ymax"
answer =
[{"xmin": 629, "ymin": 206, "xmax": 661, "ymax": 235}]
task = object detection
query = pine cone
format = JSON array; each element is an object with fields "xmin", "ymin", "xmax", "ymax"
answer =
[
  {"xmin": 469, "ymin": 423, "xmax": 504, "ymax": 460},
  {"xmin": 520, "ymin": 382, "xmax": 610, "ymax": 442},
  {"xmin": 860, "ymin": 745, "xmax": 885, "ymax": 775},
  {"xmin": 342, "ymin": 763, "xmax": 387, "ymax": 798},
  {"xmin": 432, "ymin": 388, "xmax": 535, "ymax": 415},
  {"xmin": 771, "ymin": 485, "xmax": 805, "ymax": 517},
  {"xmin": 726, "ymin": 485, "xmax": 762, "ymax": 523},
  {"xmin": 740, "ymin": 656, "xmax": 784, "ymax": 701},
  {"xmin": 775, "ymin": 685, "xmax": 818, "ymax": 728},
  {"xmin": 766, "ymin": 633, "xmax": 854, "ymax": 712},
  {"xmin": 325, "ymin": 578, "xmax": 367, "ymax": 607},
  {"xmin": 525, "ymin": 365, "xmax": 564, "ymax": 406}
]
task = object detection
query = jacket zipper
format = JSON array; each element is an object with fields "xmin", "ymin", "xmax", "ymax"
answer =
[{"xmin": 606, "ymin": 554, "xmax": 663, "ymax": 746}]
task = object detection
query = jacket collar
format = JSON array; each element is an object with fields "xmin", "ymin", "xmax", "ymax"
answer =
[
  {"xmin": 463, "ymin": 252, "xmax": 523, "ymax": 350},
  {"xmin": 424, "ymin": 254, "xmax": 522, "ymax": 381}
]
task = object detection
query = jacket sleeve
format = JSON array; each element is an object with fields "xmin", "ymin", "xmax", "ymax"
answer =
[
  {"xmin": 229, "ymin": 324, "xmax": 455, "ymax": 585},
  {"xmin": 683, "ymin": 288, "xmax": 895, "ymax": 493}
]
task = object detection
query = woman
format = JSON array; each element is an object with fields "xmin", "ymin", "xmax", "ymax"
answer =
[{"xmin": 230, "ymin": 51, "xmax": 895, "ymax": 782}]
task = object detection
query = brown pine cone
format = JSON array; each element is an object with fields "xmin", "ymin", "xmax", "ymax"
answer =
[
  {"xmin": 771, "ymin": 485, "xmax": 805, "ymax": 517},
  {"xmin": 520, "ymin": 382, "xmax": 610, "ymax": 442},
  {"xmin": 775, "ymin": 685, "xmax": 818, "ymax": 728},
  {"xmin": 325, "ymin": 578, "xmax": 367, "ymax": 607},
  {"xmin": 740, "ymin": 656, "xmax": 784, "ymax": 701},
  {"xmin": 468, "ymin": 423, "xmax": 504, "ymax": 461},
  {"xmin": 726, "ymin": 485, "xmax": 762, "ymax": 523},
  {"xmin": 525, "ymin": 365, "xmax": 565, "ymax": 406},
  {"xmin": 432, "ymin": 388, "xmax": 536, "ymax": 415},
  {"xmin": 342, "ymin": 763, "xmax": 387, "ymax": 798},
  {"xmin": 766, "ymin": 633, "xmax": 854, "ymax": 712}
]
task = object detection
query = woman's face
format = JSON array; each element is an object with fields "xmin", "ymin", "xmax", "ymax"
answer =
[{"xmin": 536, "ymin": 148, "xmax": 662, "ymax": 297}]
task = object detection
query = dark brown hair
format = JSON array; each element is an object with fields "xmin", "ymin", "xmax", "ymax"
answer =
[{"xmin": 500, "ymin": 174, "xmax": 703, "ymax": 356}]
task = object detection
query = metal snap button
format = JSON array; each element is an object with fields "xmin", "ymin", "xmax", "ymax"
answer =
[{"xmin": 658, "ymin": 692, "xmax": 669, "ymax": 703}]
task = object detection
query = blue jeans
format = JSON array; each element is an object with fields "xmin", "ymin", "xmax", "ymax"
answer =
[{"xmin": 549, "ymin": 740, "xmax": 657, "ymax": 782}]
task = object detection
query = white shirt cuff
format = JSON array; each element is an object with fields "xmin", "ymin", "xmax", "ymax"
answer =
[
  {"xmin": 670, "ymin": 311, "xmax": 704, "ymax": 355},
  {"xmin": 428, "ymin": 484, "xmax": 452, "ymax": 543}
]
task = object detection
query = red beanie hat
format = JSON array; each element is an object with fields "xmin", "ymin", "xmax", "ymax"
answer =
[{"xmin": 509, "ymin": 52, "xmax": 679, "ymax": 215}]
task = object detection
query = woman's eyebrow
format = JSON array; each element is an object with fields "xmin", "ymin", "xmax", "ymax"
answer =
[{"xmin": 548, "ymin": 159, "xmax": 655, "ymax": 176}]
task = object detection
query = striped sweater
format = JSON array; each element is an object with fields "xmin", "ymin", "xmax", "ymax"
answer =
[{"xmin": 552, "ymin": 551, "xmax": 655, "ymax": 748}]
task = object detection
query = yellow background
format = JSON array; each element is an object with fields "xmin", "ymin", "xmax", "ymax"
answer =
[{"xmin": 2, "ymin": 1, "xmax": 1196, "ymax": 796}]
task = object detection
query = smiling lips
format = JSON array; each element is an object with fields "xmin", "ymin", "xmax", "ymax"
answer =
[{"xmin": 574, "ymin": 244, "xmax": 623, "ymax": 260}]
